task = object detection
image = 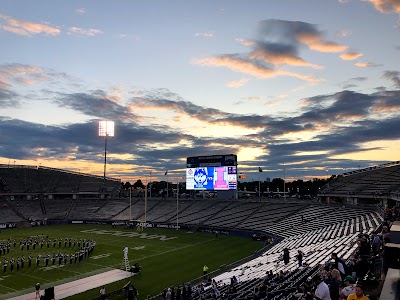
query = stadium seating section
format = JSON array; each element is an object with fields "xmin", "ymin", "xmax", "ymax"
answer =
[{"xmin": 0, "ymin": 164, "xmax": 390, "ymax": 299}]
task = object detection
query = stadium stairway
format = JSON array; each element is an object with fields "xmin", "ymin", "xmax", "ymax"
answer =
[
  {"xmin": 2, "ymin": 197, "xmax": 27, "ymax": 222},
  {"xmin": 233, "ymin": 202, "xmax": 267, "ymax": 229}
]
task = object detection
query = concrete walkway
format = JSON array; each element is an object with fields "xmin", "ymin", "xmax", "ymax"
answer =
[{"xmin": 8, "ymin": 269, "xmax": 132, "ymax": 300}]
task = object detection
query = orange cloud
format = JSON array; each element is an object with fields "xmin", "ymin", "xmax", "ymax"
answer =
[
  {"xmin": 340, "ymin": 51, "xmax": 363, "ymax": 60},
  {"xmin": 296, "ymin": 33, "xmax": 348, "ymax": 52},
  {"xmin": 264, "ymin": 100, "xmax": 282, "ymax": 107},
  {"xmin": 367, "ymin": 0, "xmax": 400, "ymax": 14},
  {"xmin": 0, "ymin": 14, "xmax": 60, "ymax": 36},
  {"xmin": 193, "ymin": 55, "xmax": 321, "ymax": 83},
  {"xmin": 372, "ymin": 101, "xmax": 400, "ymax": 113},
  {"xmin": 226, "ymin": 78, "xmax": 249, "ymax": 88},
  {"xmin": 249, "ymin": 49, "xmax": 324, "ymax": 69},
  {"xmin": 0, "ymin": 64, "xmax": 47, "ymax": 86},
  {"xmin": 0, "ymin": 80, "xmax": 11, "ymax": 88},
  {"xmin": 236, "ymin": 38, "xmax": 255, "ymax": 47},
  {"xmin": 244, "ymin": 96, "xmax": 262, "ymax": 101},
  {"xmin": 355, "ymin": 62, "xmax": 380, "ymax": 67}
]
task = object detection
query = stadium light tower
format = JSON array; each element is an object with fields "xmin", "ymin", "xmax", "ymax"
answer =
[{"xmin": 98, "ymin": 121, "xmax": 114, "ymax": 193}]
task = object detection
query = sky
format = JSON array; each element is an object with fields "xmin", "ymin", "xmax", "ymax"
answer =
[{"xmin": 0, "ymin": 0, "xmax": 400, "ymax": 183}]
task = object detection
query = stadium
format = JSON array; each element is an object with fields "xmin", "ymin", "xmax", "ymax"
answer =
[{"xmin": 0, "ymin": 159, "xmax": 399, "ymax": 300}]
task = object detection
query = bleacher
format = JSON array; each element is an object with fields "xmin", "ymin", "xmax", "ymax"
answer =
[
  {"xmin": 320, "ymin": 161, "xmax": 400, "ymax": 199},
  {"xmin": 0, "ymin": 164, "xmax": 121, "ymax": 195}
]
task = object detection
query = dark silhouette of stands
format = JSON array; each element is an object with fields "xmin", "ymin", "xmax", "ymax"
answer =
[
  {"xmin": 319, "ymin": 161, "xmax": 400, "ymax": 203},
  {"xmin": 0, "ymin": 164, "xmax": 120, "ymax": 196}
]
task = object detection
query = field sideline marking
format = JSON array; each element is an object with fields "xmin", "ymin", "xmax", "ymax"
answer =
[
  {"xmin": 0, "ymin": 283, "xmax": 18, "ymax": 292},
  {"xmin": 13, "ymin": 271, "xmax": 52, "ymax": 283}
]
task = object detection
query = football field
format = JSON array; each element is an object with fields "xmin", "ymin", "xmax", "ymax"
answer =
[{"xmin": 0, "ymin": 224, "xmax": 262, "ymax": 299}]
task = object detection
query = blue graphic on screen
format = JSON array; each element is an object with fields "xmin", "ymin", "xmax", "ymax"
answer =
[{"xmin": 193, "ymin": 167, "xmax": 214, "ymax": 190}]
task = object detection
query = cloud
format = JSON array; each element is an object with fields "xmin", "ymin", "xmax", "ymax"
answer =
[
  {"xmin": 226, "ymin": 78, "xmax": 249, "ymax": 88},
  {"xmin": 249, "ymin": 42, "xmax": 324, "ymax": 69},
  {"xmin": 383, "ymin": 70, "xmax": 400, "ymax": 87},
  {"xmin": 75, "ymin": 8, "xmax": 86, "ymax": 14},
  {"xmin": 193, "ymin": 55, "xmax": 321, "ymax": 83},
  {"xmin": 193, "ymin": 19, "xmax": 351, "ymax": 84},
  {"xmin": 336, "ymin": 29, "xmax": 352, "ymax": 37},
  {"xmin": 244, "ymin": 96, "xmax": 262, "ymax": 101},
  {"xmin": 56, "ymin": 91, "xmax": 137, "ymax": 121},
  {"xmin": 194, "ymin": 32, "xmax": 214, "ymax": 38},
  {"xmin": 372, "ymin": 90, "xmax": 400, "ymax": 112},
  {"xmin": 236, "ymin": 38, "xmax": 255, "ymax": 47},
  {"xmin": 0, "ymin": 88, "xmax": 19, "ymax": 108},
  {"xmin": 2, "ymin": 62, "xmax": 400, "ymax": 179},
  {"xmin": 2, "ymin": 81, "xmax": 400, "ymax": 179},
  {"xmin": 296, "ymin": 34, "xmax": 347, "ymax": 52},
  {"xmin": 366, "ymin": 0, "xmax": 400, "ymax": 14},
  {"xmin": 131, "ymin": 95, "xmax": 226, "ymax": 123},
  {"xmin": 355, "ymin": 62, "xmax": 381, "ymax": 67},
  {"xmin": 68, "ymin": 26, "xmax": 102, "ymax": 36},
  {"xmin": 0, "ymin": 14, "xmax": 60, "ymax": 36},
  {"xmin": 264, "ymin": 100, "xmax": 282, "ymax": 107},
  {"xmin": 0, "ymin": 63, "xmax": 48, "ymax": 87},
  {"xmin": 258, "ymin": 19, "xmax": 347, "ymax": 53},
  {"xmin": 340, "ymin": 51, "xmax": 363, "ymax": 60}
]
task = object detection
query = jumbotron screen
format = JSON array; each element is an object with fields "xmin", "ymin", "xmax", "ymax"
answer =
[{"xmin": 186, "ymin": 166, "xmax": 237, "ymax": 190}]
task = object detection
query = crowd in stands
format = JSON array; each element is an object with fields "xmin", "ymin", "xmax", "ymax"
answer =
[
  {"xmin": 292, "ymin": 208, "xmax": 394, "ymax": 300},
  {"xmin": 383, "ymin": 206, "xmax": 399, "ymax": 222},
  {"xmin": 152, "ymin": 210, "xmax": 393, "ymax": 300}
]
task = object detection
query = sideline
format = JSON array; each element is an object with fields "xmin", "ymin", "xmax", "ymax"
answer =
[{"xmin": 6, "ymin": 268, "xmax": 132, "ymax": 300}]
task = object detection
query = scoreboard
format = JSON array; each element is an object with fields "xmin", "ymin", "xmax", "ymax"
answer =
[
  {"xmin": 186, "ymin": 154, "xmax": 237, "ymax": 167},
  {"xmin": 186, "ymin": 154, "xmax": 237, "ymax": 191}
]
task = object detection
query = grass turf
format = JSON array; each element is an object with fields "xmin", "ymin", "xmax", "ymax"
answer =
[{"xmin": 0, "ymin": 224, "xmax": 262, "ymax": 299}]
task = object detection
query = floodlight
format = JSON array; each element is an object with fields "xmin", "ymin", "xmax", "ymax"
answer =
[{"xmin": 99, "ymin": 121, "xmax": 114, "ymax": 137}]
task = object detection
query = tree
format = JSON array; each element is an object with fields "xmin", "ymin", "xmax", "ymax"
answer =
[{"xmin": 133, "ymin": 179, "xmax": 145, "ymax": 189}]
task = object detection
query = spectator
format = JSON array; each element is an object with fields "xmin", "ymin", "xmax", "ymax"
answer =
[
  {"xmin": 203, "ymin": 264, "xmax": 209, "ymax": 276},
  {"xmin": 297, "ymin": 250, "xmax": 303, "ymax": 267},
  {"xmin": 371, "ymin": 233, "xmax": 381, "ymax": 254},
  {"xmin": 283, "ymin": 248, "xmax": 290, "ymax": 265},
  {"xmin": 346, "ymin": 284, "xmax": 369, "ymax": 300},
  {"xmin": 313, "ymin": 276, "xmax": 331, "ymax": 300},
  {"xmin": 100, "ymin": 286, "xmax": 106, "ymax": 300},
  {"xmin": 339, "ymin": 276, "xmax": 355, "ymax": 300},
  {"xmin": 328, "ymin": 269, "xmax": 341, "ymax": 300},
  {"xmin": 166, "ymin": 288, "xmax": 172, "ymax": 300},
  {"xmin": 331, "ymin": 253, "xmax": 349, "ymax": 277}
]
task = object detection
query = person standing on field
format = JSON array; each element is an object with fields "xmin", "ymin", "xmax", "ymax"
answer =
[{"xmin": 35, "ymin": 283, "xmax": 40, "ymax": 299}]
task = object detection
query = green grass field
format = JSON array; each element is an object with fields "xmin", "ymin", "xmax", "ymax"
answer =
[{"xmin": 0, "ymin": 224, "xmax": 262, "ymax": 299}]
